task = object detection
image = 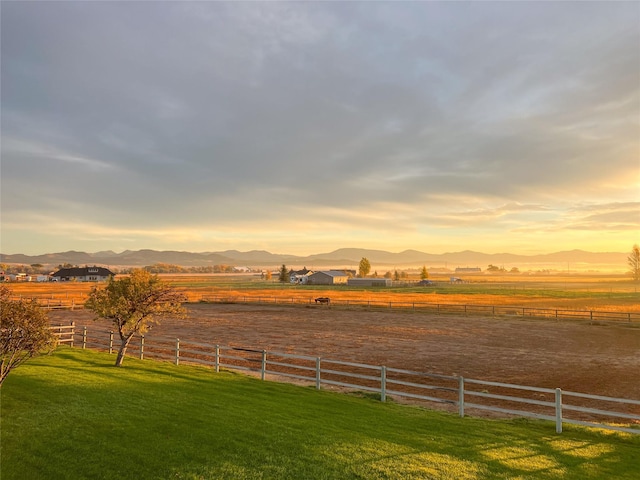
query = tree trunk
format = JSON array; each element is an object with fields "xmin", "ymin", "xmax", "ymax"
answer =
[{"xmin": 115, "ymin": 335, "xmax": 135, "ymax": 367}]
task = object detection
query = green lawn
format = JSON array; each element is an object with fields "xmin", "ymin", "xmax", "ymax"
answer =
[{"xmin": 2, "ymin": 348, "xmax": 638, "ymax": 480}]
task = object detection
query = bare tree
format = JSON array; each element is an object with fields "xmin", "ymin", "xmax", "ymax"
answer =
[
  {"xmin": 1, "ymin": 285, "xmax": 56, "ymax": 386},
  {"xmin": 85, "ymin": 269, "xmax": 187, "ymax": 367},
  {"xmin": 628, "ymin": 244, "xmax": 640, "ymax": 282}
]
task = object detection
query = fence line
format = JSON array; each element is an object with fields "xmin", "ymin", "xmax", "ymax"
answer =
[
  {"xmin": 19, "ymin": 293, "xmax": 640, "ymax": 323},
  {"xmin": 198, "ymin": 295, "xmax": 640, "ymax": 323},
  {"xmin": 50, "ymin": 325, "xmax": 640, "ymax": 436}
]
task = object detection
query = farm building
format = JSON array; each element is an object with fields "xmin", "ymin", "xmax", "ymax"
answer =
[
  {"xmin": 347, "ymin": 278, "xmax": 392, "ymax": 287},
  {"xmin": 290, "ymin": 267, "xmax": 313, "ymax": 284},
  {"xmin": 307, "ymin": 270, "xmax": 349, "ymax": 285},
  {"xmin": 52, "ymin": 266, "xmax": 115, "ymax": 282}
]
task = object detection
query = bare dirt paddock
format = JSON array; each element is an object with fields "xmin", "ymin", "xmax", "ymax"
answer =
[{"xmin": 50, "ymin": 303, "xmax": 640, "ymax": 401}]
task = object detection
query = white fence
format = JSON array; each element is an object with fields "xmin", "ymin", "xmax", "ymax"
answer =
[{"xmin": 51, "ymin": 324, "xmax": 640, "ymax": 436}]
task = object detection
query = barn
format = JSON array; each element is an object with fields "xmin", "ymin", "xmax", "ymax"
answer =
[
  {"xmin": 347, "ymin": 278, "xmax": 392, "ymax": 287},
  {"xmin": 307, "ymin": 270, "xmax": 349, "ymax": 285}
]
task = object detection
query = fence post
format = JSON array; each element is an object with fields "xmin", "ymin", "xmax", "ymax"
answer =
[
  {"xmin": 555, "ymin": 388, "xmax": 563, "ymax": 434},
  {"xmin": 380, "ymin": 366, "xmax": 387, "ymax": 402},
  {"xmin": 175, "ymin": 338, "xmax": 180, "ymax": 365},
  {"xmin": 458, "ymin": 377, "xmax": 465, "ymax": 417},
  {"xmin": 316, "ymin": 357, "xmax": 321, "ymax": 390},
  {"xmin": 82, "ymin": 326, "xmax": 87, "ymax": 349},
  {"xmin": 261, "ymin": 350, "xmax": 267, "ymax": 381},
  {"xmin": 109, "ymin": 331, "xmax": 114, "ymax": 354},
  {"xmin": 140, "ymin": 335, "xmax": 145, "ymax": 360},
  {"xmin": 215, "ymin": 345, "xmax": 220, "ymax": 372},
  {"xmin": 71, "ymin": 299, "xmax": 75, "ymax": 311}
]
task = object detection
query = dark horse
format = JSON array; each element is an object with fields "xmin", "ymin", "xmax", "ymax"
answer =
[{"xmin": 314, "ymin": 297, "xmax": 330, "ymax": 305}]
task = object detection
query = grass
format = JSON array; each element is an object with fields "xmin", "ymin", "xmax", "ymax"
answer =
[{"xmin": 2, "ymin": 348, "xmax": 639, "ymax": 479}]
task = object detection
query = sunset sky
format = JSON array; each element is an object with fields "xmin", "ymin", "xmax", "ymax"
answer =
[{"xmin": 2, "ymin": 2, "xmax": 638, "ymax": 256}]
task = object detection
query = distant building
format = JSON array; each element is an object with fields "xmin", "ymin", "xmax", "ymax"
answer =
[
  {"xmin": 455, "ymin": 267, "xmax": 481, "ymax": 273},
  {"xmin": 347, "ymin": 278, "xmax": 392, "ymax": 287},
  {"xmin": 290, "ymin": 267, "xmax": 313, "ymax": 284},
  {"xmin": 307, "ymin": 270, "xmax": 349, "ymax": 285},
  {"xmin": 52, "ymin": 266, "xmax": 114, "ymax": 282}
]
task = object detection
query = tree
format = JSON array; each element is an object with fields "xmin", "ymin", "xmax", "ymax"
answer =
[
  {"xmin": 1, "ymin": 285, "xmax": 57, "ymax": 386},
  {"xmin": 394, "ymin": 270, "xmax": 400, "ymax": 281},
  {"xmin": 278, "ymin": 264, "xmax": 289, "ymax": 283},
  {"xmin": 85, "ymin": 269, "xmax": 187, "ymax": 367},
  {"xmin": 420, "ymin": 266, "xmax": 429, "ymax": 280},
  {"xmin": 487, "ymin": 264, "xmax": 505, "ymax": 272},
  {"xmin": 628, "ymin": 244, "xmax": 640, "ymax": 282},
  {"xmin": 358, "ymin": 257, "xmax": 371, "ymax": 277}
]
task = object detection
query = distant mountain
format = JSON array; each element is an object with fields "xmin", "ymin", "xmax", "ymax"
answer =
[{"xmin": 0, "ymin": 248, "xmax": 628, "ymax": 270}]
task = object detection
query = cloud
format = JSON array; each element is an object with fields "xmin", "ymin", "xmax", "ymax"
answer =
[{"xmin": 1, "ymin": 1, "xmax": 638, "ymax": 254}]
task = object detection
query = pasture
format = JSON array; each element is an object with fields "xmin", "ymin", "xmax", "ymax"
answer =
[
  {"xmin": 6, "ymin": 271, "xmax": 640, "ymax": 312},
  {"xmin": 2, "ymin": 348, "xmax": 639, "ymax": 480}
]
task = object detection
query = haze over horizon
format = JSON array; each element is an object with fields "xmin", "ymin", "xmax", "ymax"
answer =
[{"xmin": 2, "ymin": 2, "xmax": 638, "ymax": 257}]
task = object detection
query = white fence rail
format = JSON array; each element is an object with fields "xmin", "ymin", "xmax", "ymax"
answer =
[{"xmin": 51, "ymin": 324, "xmax": 640, "ymax": 435}]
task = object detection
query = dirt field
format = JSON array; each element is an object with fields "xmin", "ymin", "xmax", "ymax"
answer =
[{"xmin": 50, "ymin": 302, "xmax": 640, "ymax": 401}]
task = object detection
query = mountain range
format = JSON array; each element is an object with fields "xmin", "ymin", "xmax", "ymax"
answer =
[{"xmin": 0, "ymin": 248, "xmax": 628, "ymax": 270}]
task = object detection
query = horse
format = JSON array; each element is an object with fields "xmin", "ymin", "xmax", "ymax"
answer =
[{"xmin": 314, "ymin": 297, "xmax": 330, "ymax": 305}]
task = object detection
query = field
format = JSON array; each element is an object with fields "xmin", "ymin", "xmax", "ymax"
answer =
[
  {"xmin": 7, "ymin": 272, "xmax": 640, "ymax": 312},
  {"xmin": 2, "ymin": 348, "xmax": 639, "ymax": 480},
  {"xmin": 9, "ymin": 272, "xmax": 640, "ymax": 403},
  {"xmin": 4, "ymin": 274, "xmax": 640, "ymax": 479},
  {"xmin": 49, "ymin": 302, "xmax": 640, "ymax": 403}
]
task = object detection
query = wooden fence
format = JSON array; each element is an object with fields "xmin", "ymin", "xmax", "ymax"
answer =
[
  {"xmin": 199, "ymin": 295, "xmax": 640, "ymax": 323},
  {"xmin": 16, "ymin": 293, "xmax": 640, "ymax": 323},
  {"xmin": 51, "ymin": 324, "xmax": 640, "ymax": 436}
]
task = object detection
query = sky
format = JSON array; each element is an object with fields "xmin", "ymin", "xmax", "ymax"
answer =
[{"xmin": 1, "ymin": 1, "xmax": 639, "ymax": 256}]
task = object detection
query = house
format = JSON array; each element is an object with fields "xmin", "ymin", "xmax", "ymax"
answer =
[
  {"xmin": 307, "ymin": 270, "xmax": 349, "ymax": 285},
  {"xmin": 290, "ymin": 267, "xmax": 313, "ymax": 284},
  {"xmin": 52, "ymin": 266, "xmax": 115, "ymax": 282}
]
